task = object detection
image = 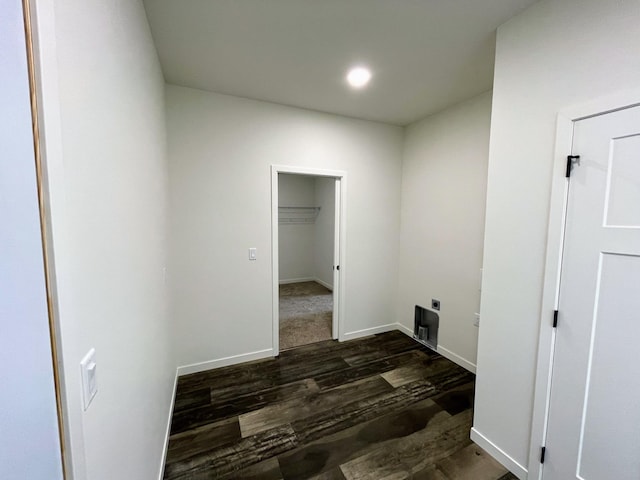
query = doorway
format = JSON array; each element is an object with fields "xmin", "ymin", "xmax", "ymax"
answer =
[
  {"xmin": 2, "ymin": 0, "xmax": 66, "ymax": 476},
  {"xmin": 271, "ymin": 165, "xmax": 346, "ymax": 355},
  {"xmin": 541, "ymin": 105, "xmax": 640, "ymax": 479}
]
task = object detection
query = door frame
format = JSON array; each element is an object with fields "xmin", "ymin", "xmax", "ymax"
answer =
[
  {"xmin": 271, "ymin": 165, "xmax": 347, "ymax": 356},
  {"xmin": 528, "ymin": 88, "xmax": 640, "ymax": 480},
  {"xmin": 20, "ymin": 0, "xmax": 68, "ymax": 477}
]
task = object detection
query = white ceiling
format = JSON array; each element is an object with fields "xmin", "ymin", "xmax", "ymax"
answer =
[{"xmin": 143, "ymin": 0, "xmax": 536, "ymax": 126}]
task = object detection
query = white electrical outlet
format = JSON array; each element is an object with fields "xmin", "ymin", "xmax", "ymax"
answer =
[
  {"xmin": 80, "ymin": 348, "xmax": 98, "ymax": 410},
  {"xmin": 473, "ymin": 313, "xmax": 480, "ymax": 327}
]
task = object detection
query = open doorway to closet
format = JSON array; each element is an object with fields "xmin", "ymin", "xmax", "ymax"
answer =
[
  {"xmin": 278, "ymin": 172, "xmax": 334, "ymax": 350},
  {"xmin": 271, "ymin": 165, "xmax": 346, "ymax": 355}
]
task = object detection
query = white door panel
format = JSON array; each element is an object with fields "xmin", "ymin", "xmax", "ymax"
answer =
[
  {"xmin": 333, "ymin": 178, "xmax": 341, "ymax": 340},
  {"xmin": 604, "ymin": 135, "xmax": 640, "ymax": 228},
  {"xmin": 577, "ymin": 253, "xmax": 640, "ymax": 479},
  {"xmin": 544, "ymin": 105, "xmax": 640, "ymax": 480}
]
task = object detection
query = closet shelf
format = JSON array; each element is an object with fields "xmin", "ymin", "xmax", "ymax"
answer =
[{"xmin": 278, "ymin": 206, "xmax": 321, "ymax": 225}]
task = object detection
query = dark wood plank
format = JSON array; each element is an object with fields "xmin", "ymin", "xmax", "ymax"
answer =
[
  {"xmin": 379, "ymin": 354, "xmax": 471, "ymax": 389},
  {"xmin": 435, "ymin": 443, "xmax": 510, "ymax": 480},
  {"xmin": 166, "ymin": 417, "xmax": 241, "ymax": 465},
  {"xmin": 267, "ymin": 357, "xmax": 352, "ymax": 386},
  {"xmin": 293, "ymin": 359, "xmax": 472, "ymax": 445},
  {"xmin": 307, "ymin": 469, "xmax": 348, "ymax": 480},
  {"xmin": 173, "ymin": 387, "xmax": 210, "ymax": 413},
  {"xmin": 170, "ymin": 378, "xmax": 318, "ymax": 435},
  {"xmin": 176, "ymin": 357, "xmax": 276, "ymax": 394},
  {"xmin": 341, "ymin": 335, "xmax": 433, "ymax": 367},
  {"xmin": 163, "ymin": 331, "xmax": 512, "ymax": 480},
  {"xmin": 497, "ymin": 473, "xmax": 520, "ymax": 480},
  {"xmin": 279, "ymin": 331, "xmax": 413, "ymax": 362},
  {"xmin": 221, "ymin": 457, "xmax": 284, "ymax": 480},
  {"xmin": 411, "ymin": 466, "xmax": 448, "ymax": 480},
  {"xmin": 338, "ymin": 410, "xmax": 473, "ymax": 480},
  {"xmin": 164, "ymin": 425, "xmax": 298, "ymax": 480},
  {"xmin": 431, "ymin": 382, "xmax": 475, "ymax": 416},
  {"xmin": 291, "ymin": 379, "xmax": 439, "ymax": 445},
  {"xmin": 239, "ymin": 376, "xmax": 393, "ymax": 437},
  {"xmin": 176, "ymin": 332, "xmax": 423, "ymax": 396},
  {"xmin": 378, "ymin": 354, "xmax": 475, "ymax": 398},
  {"xmin": 278, "ymin": 331, "xmax": 426, "ymax": 372},
  {"xmin": 313, "ymin": 350, "xmax": 429, "ymax": 390},
  {"xmin": 278, "ymin": 399, "xmax": 447, "ymax": 480}
]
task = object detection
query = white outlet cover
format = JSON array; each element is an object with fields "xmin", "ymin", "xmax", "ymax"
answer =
[{"xmin": 80, "ymin": 348, "xmax": 98, "ymax": 410}]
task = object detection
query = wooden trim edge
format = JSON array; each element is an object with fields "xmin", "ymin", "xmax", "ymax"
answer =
[{"xmin": 21, "ymin": 1, "xmax": 67, "ymax": 477}]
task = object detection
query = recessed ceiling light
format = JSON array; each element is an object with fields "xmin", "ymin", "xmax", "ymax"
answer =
[{"xmin": 346, "ymin": 66, "xmax": 372, "ymax": 89}]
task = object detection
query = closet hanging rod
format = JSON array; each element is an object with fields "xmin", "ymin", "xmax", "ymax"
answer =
[
  {"xmin": 278, "ymin": 206, "xmax": 321, "ymax": 225},
  {"xmin": 278, "ymin": 206, "xmax": 321, "ymax": 210}
]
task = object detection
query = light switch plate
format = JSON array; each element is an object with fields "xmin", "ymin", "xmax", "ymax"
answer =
[
  {"xmin": 80, "ymin": 348, "xmax": 97, "ymax": 411},
  {"xmin": 249, "ymin": 248, "xmax": 257, "ymax": 260}
]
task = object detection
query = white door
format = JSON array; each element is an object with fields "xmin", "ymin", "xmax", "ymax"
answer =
[
  {"xmin": 332, "ymin": 178, "xmax": 341, "ymax": 340},
  {"xmin": 544, "ymin": 105, "xmax": 640, "ymax": 479}
]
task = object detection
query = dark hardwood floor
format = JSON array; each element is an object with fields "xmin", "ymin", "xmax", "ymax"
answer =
[{"xmin": 164, "ymin": 331, "xmax": 517, "ymax": 480}]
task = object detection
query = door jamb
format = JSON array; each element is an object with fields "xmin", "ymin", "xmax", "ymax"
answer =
[
  {"xmin": 271, "ymin": 165, "xmax": 347, "ymax": 357},
  {"xmin": 22, "ymin": 0, "xmax": 68, "ymax": 476},
  {"xmin": 528, "ymin": 88, "xmax": 640, "ymax": 480}
]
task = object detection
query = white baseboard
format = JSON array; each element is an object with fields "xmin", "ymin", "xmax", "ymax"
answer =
[
  {"xmin": 313, "ymin": 277, "xmax": 333, "ymax": 291},
  {"xmin": 158, "ymin": 369, "xmax": 178, "ymax": 480},
  {"xmin": 396, "ymin": 322, "xmax": 414, "ymax": 337},
  {"xmin": 342, "ymin": 323, "xmax": 398, "ymax": 341},
  {"xmin": 279, "ymin": 277, "xmax": 333, "ymax": 290},
  {"xmin": 279, "ymin": 277, "xmax": 315, "ymax": 285},
  {"xmin": 470, "ymin": 428, "xmax": 528, "ymax": 479},
  {"xmin": 436, "ymin": 345, "xmax": 477, "ymax": 374},
  {"xmin": 395, "ymin": 323, "xmax": 476, "ymax": 373},
  {"xmin": 177, "ymin": 348, "xmax": 274, "ymax": 376}
]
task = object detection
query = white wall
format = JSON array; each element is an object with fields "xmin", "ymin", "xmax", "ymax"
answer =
[
  {"xmin": 474, "ymin": 0, "xmax": 640, "ymax": 475},
  {"xmin": 278, "ymin": 174, "xmax": 335, "ymax": 288},
  {"xmin": 0, "ymin": 1, "xmax": 63, "ymax": 478},
  {"xmin": 34, "ymin": 0, "xmax": 175, "ymax": 478},
  {"xmin": 278, "ymin": 174, "xmax": 316, "ymax": 282},
  {"xmin": 314, "ymin": 177, "xmax": 336, "ymax": 289},
  {"xmin": 167, "ymin": 85, "xmax": 403, "ymax": 368},
  {"xmin": 396, "ymin": 92, "xmax": 492, "ymax": 372}
]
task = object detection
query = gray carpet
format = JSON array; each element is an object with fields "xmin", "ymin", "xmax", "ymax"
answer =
[{"xmin": 279, "ymin": 281, "xmax": 333, "ymax": 350}]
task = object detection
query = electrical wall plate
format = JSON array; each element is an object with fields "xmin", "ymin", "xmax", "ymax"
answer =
[
  {"xmin": 80, "ymin": 348, "xmax": 98, "ymax": 411},
  {"xmin": 431, "ymin": 299, "xmax": 441, "ymax": 311}
]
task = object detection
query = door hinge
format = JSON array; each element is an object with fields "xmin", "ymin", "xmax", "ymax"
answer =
[
  {"xmin": 566, "ymin": 155, "xmax": 580, "ymax": 178},
  {"xmin": 553, "ymin": 310, "xmax": 559, "ymax": 328},
  {"xmin": 540, "ymin": 446, "xmax": 547, "ymax": 464}
]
